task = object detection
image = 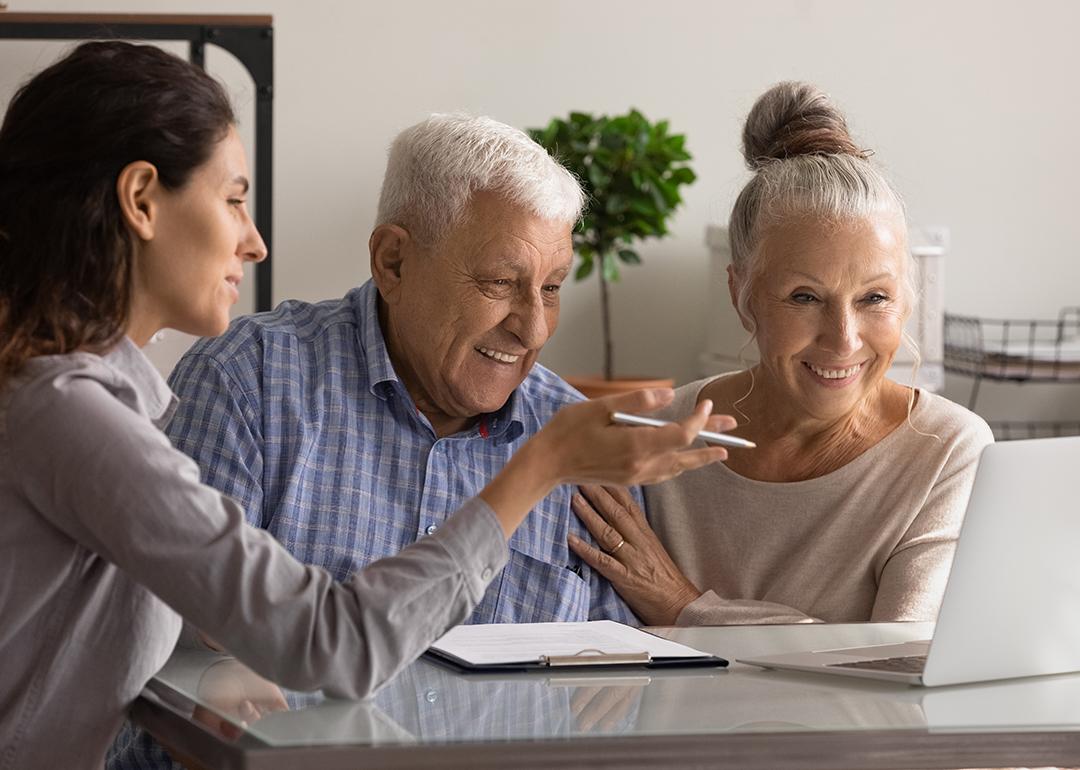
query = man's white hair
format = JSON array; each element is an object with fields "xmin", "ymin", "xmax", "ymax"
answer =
[{"xmin": 375, "ymin": 113, "xmax": 585, "ymax": 245}]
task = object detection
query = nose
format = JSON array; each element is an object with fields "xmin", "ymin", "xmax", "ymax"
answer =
[
  {"xmin": 506, "ymin": 290, "xmax": 551, "ymax": 350},
  {"xmin": 240, "ymin": 211, "xmax": 268, "ymax": 263},
  {"xmin": 819, "ymin": 304, "xmax": 861, "ymax": 357}
]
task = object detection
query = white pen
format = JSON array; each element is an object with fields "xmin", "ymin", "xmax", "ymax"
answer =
[{"xmin": 611, "ymin": 412, "xmax": 757, "ymax": 449}]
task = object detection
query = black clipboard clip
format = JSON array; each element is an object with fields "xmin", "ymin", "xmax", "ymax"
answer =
[{"xmin": 539, "ymin": 648, "xmax": 651, "ymax": 667}]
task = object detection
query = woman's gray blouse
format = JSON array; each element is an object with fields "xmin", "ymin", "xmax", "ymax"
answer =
[{"xmin": 0, "ymin": 339, "xmax": 508, "ymax": 770}]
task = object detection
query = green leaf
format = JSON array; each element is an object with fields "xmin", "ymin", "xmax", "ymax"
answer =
[
  {"xmin": 669, "ymin": 166, "xmax": 696, "ymax": 185},
  {"xmin": 525, "ymin": 107, "xmax": 695, "ymax": 280},
  {"xmin": 602, "ymin": 252, "xmax": 620, "ymax": 282},
  {"xmin": 575, "ymin": 255, "xmax": 594, "ymax": 281},
  {"xmin": 587, "ymin": 163, "xmax": 611, "ymax": 190}
]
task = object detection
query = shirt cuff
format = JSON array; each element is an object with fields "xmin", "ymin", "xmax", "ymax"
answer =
[
  {"xmin": 675, "ymin": 589, "xmax": 722, "ymax": 627},
  {"xmin": 429, "ymin": 496, "xmax": 509, "ymax": 600}
]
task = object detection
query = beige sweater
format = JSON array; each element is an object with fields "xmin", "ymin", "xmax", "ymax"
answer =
[{"xmin": 645, "ymin": 378, "xmax": 994, "ymax": 626}]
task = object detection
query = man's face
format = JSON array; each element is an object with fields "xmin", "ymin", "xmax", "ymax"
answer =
[{"xmin": 379, "ymin": 191, "xmax": 573, "ymax": 433}]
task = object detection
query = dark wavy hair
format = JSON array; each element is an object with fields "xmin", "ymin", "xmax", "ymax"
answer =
[{"xmin": 0, "ymin": 41, "xmax": 235, "ymax": 383}]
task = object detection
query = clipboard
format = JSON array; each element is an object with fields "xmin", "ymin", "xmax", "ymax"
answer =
[{"xmin": 424, "ymin": 620, "xmax": 728, "ymax": 673}]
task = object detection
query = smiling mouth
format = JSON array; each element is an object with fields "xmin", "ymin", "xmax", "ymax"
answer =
[
  {"xmin": 476, "ymin": 346, "xmax": 521, "ymax": 364},
  {"xmin": 804, "ymin": 361, "xmax": 863, "ymax": 380}
]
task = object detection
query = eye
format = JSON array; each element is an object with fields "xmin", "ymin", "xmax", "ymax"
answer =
[
  {"xmin": 863, "ymin": 292, "xmax": 890, "ymax": 305},
  {"xmin": 478, "ymin": 278, "xmax": 515, "ymax": 299},
  {"xmin": 542, "ymin": 283, "xmax": 561, "ymax": 295},
  {"xmin": 227, "ymin": 198, "xmax": 246, "ymax": 208},
  {"xmin": 790, "ymin": 292, "xmax": 819, "ymax": 304}
]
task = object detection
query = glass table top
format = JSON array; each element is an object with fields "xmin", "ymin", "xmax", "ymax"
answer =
[{"xmin": 146, "ymin": 620, "xmax": 1080, "ymax": 749}]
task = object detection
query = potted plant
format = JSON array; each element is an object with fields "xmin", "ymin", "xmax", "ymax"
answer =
[{"xmin": 528, "ymin": 109, "xmax": 696, "ymax": 397}]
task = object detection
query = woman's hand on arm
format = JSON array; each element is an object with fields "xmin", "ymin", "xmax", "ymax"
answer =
[
  {"xmin": 479, "ymin": 388, "xmax": 736, "ymax": 539},
  {"xmin": 567, "ymin": 485, "xmax": 703, "ymax": 626}
]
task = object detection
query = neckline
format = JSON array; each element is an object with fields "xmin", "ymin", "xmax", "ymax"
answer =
[{"xmin": 688, "ymin": 375, "xmax": 927, "ymax": 489}]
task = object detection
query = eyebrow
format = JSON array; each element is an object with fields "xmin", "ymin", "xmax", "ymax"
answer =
[
  {"xmin": 232, "ymin": 175, "xmax": 250, "ymax": 194},
  {"xmin": 497, "ymin": 255, "xmax": 573, "ymax": 277},
  {"xmin": 549, "ymin": 262, "xmax": 572, "ymax": 278}
]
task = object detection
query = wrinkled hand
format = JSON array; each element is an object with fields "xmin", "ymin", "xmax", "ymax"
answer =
[
  {"xmin": 568, "ymin": 485, "xmax": 702, "ymax": 626},
  {"xmin": 569, "ymin": 683, "xmax": 644, "ymax": 733},
  {"xmin": 192, "ymin": 659, "xmax": 289, "ymax": 740}
]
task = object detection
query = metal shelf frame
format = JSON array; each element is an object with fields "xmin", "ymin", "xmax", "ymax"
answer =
[{"xmin": 0, "ymin": 12, "xmax": 274, "ymax": 311}]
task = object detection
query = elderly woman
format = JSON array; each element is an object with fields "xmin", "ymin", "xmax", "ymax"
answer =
[{"xmin": 569, "ymin": 81, "xmax": 993, "ymax": 627}]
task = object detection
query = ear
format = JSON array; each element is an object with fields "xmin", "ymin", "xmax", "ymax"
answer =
[
  {"xmin": 369, "ymin": 224, "xmax": 413, "ymax": 305},
  {"xmin": 727, "ymin": 265, "xmax": 755, "ymax": 333},
  {"xmin": 116, "ymin": 161, "xmax": 160, "ymax": 241}
]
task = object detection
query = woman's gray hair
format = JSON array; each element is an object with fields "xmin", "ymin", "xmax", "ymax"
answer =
[
  {"xmin": 728, "ymin": 82, "xmax": 915, "ymax": 334},
  {"xmin": 376, "ymin": 113, "xmax": 585, "ymax": 245}
]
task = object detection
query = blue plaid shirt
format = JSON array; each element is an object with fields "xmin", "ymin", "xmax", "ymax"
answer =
[{"xmin": 109, "ymin": 279, "xmax": 639, "ymax": 769}]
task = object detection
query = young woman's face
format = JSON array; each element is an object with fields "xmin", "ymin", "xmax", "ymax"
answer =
[{"xmin": 132, "ymin": 126, "xmax": 266, "ymax": 341}]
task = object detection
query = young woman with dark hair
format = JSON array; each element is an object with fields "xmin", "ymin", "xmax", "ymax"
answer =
[{"xmin": 0, "ymin": 42, "xmax": 730, "ymax": 768}]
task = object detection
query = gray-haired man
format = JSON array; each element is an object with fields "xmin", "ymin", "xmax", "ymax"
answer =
[{"xmin": 110, "ymin": 113, "xmax": 640, "ymax": 769}]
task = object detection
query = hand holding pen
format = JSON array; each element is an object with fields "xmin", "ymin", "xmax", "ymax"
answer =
[{"xmin": 611, "ymin": 412, "xmax": 756, "ymax": 449}]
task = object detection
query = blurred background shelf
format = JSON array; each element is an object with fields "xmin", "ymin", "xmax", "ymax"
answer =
[{"xmin": 944, "ymin": 308, "xmax": 1080, "ymax": 440}]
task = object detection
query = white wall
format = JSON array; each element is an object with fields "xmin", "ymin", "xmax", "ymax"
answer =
[{"xmin": 4, "ymin": 0, "xmax": 1080, "ymax": 424}]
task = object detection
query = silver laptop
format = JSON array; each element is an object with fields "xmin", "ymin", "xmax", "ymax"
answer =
[{"xmin": 739, "ymin": 436, "xmax": 1080, "ymax": 686}]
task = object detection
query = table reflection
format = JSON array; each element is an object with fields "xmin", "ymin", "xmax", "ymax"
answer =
[{"xmin": 149, "ymin": 622, "xmax": 1080, "ymax": 751}]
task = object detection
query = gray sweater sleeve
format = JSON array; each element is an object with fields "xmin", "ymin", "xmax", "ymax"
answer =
[{"xmin": 10, "ymin": 368, "xmax": 508, "ymax": 699}]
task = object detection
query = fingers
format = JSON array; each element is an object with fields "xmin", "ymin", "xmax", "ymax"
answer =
[
  {"xmin": 571, "ymin": 493, "xmax": 626, "ymax": 553},
  {"xmin": 579, "ymin": 485, "xmax": 635, "ymax": 533},
  {"xmin": 573, "ymin": 686, "xmax": 629, "ymax": 733},
  {"xmin": 570, "ymin": 685, "xmax": 602, "ymax": 719},
  {"xmin": 568, "ymin": 531, "xmax": 622, "ymax": 581},
  {"xmin": 662, "ymin": 447, "xmax": 728, "ymax": 478},
  {"xmin": 597, "ymin": 387, "xmax": 676, "ymax": 415},
  {"xmin": 704, "ymin": 413, "xmax": 739, "ymax": 433},
  {"xmin": 598, "ymin": 485, "xmax": 645, "ymax": 521}
]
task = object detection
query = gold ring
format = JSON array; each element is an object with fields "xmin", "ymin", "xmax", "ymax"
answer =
[{"xmin": 606, "ymin": 538, "xmax": 626, "ymax": 555}]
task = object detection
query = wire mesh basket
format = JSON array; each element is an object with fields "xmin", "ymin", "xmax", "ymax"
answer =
[
  {"xmin": 944, "ymin": 308, "xmax": 1080, "ymax": 382},
  {"xmin": 944, "ymin": 308, "xmax": 1080, "ymax": 413}
]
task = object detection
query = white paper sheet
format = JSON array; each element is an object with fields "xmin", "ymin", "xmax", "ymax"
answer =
[{"xmin": 429, "ymin": 620, "xmax": 713, "ymax": 666}]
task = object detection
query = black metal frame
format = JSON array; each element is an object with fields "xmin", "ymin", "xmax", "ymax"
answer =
[
  {"xmin": 944, "ymin": 308, "xmax": 1080, "ymax": 409},
  {"xmin": 0, "ymin": 15, "xmax": 274, "ymax": 311}
]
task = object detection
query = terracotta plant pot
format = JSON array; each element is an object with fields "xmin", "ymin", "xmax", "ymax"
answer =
[{"xmin": 564, "ymin": 375, "xmax": 676, "ymax": 400}]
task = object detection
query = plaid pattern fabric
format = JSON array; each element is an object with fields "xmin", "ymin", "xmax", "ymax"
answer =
[{"xmin": 108, "ymin": 280, "xmax": 639, "ymax": 770}]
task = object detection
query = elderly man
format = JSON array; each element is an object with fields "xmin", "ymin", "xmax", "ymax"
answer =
[{"xmin": 109, "ymin": 114, "xmax": 640, "ymax": 769}]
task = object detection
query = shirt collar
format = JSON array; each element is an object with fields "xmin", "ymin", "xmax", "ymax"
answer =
[
  {"xmin": 351, "ymin": 280, "xmax": 403, "ymax": 401},
  {"xmin": 351, "ymin": 279, "xmax": 525, "ymax": 443},
  {"xmin": 103, "ymin": 337, "xmax": 179, "ymax": 428}
]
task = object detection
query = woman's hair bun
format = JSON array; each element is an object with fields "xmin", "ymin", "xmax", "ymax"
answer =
[{"xmin": 741, "ymin": 81, "xmax": 865, "ymax": 170}]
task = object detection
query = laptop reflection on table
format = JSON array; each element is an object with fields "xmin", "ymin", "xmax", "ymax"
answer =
[{"xmin": 739, "ymin": 436, "xmax": 1080, "ymax": 686}]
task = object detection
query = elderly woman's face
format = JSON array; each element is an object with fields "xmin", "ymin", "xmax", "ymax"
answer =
[{"xmin": 744, "ymin": 216, "xmax": 909, "ymax": 422}]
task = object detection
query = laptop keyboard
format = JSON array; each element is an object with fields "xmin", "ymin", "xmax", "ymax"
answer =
[{"xmin": 827, "ymin": 655, "xmax": 927, "ymax": 674}]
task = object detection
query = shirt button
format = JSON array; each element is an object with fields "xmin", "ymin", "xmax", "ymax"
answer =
[
  {"xmin": 481, "ymin": 567, "xmax": 493, "ymax": 581},
  {"xmin": 425, "ymin": 689, "xmax": 439, "ymax": 703},
  {"xmin": 425, "ymin": 524, "xmax": 438, "ymax": 535}
]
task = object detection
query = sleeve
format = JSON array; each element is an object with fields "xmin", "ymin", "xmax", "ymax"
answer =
[
  {"xmin": 11, "ymin": 374, "xmax": 508, "ymax": 700},
  {"xmin": 166, "ymin": 351, "xmax": 264, "ymax": 527},
  {"xmin": 869, "ymin": 417, "xmax": 995, "ymax": 622},
  {"xmin": 675, "ymin": 592, "xmax": 818, "ymax": 626},
  {"xmin": 587, "ymin": 485, "xmax": 645, "ymax": 625}
]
